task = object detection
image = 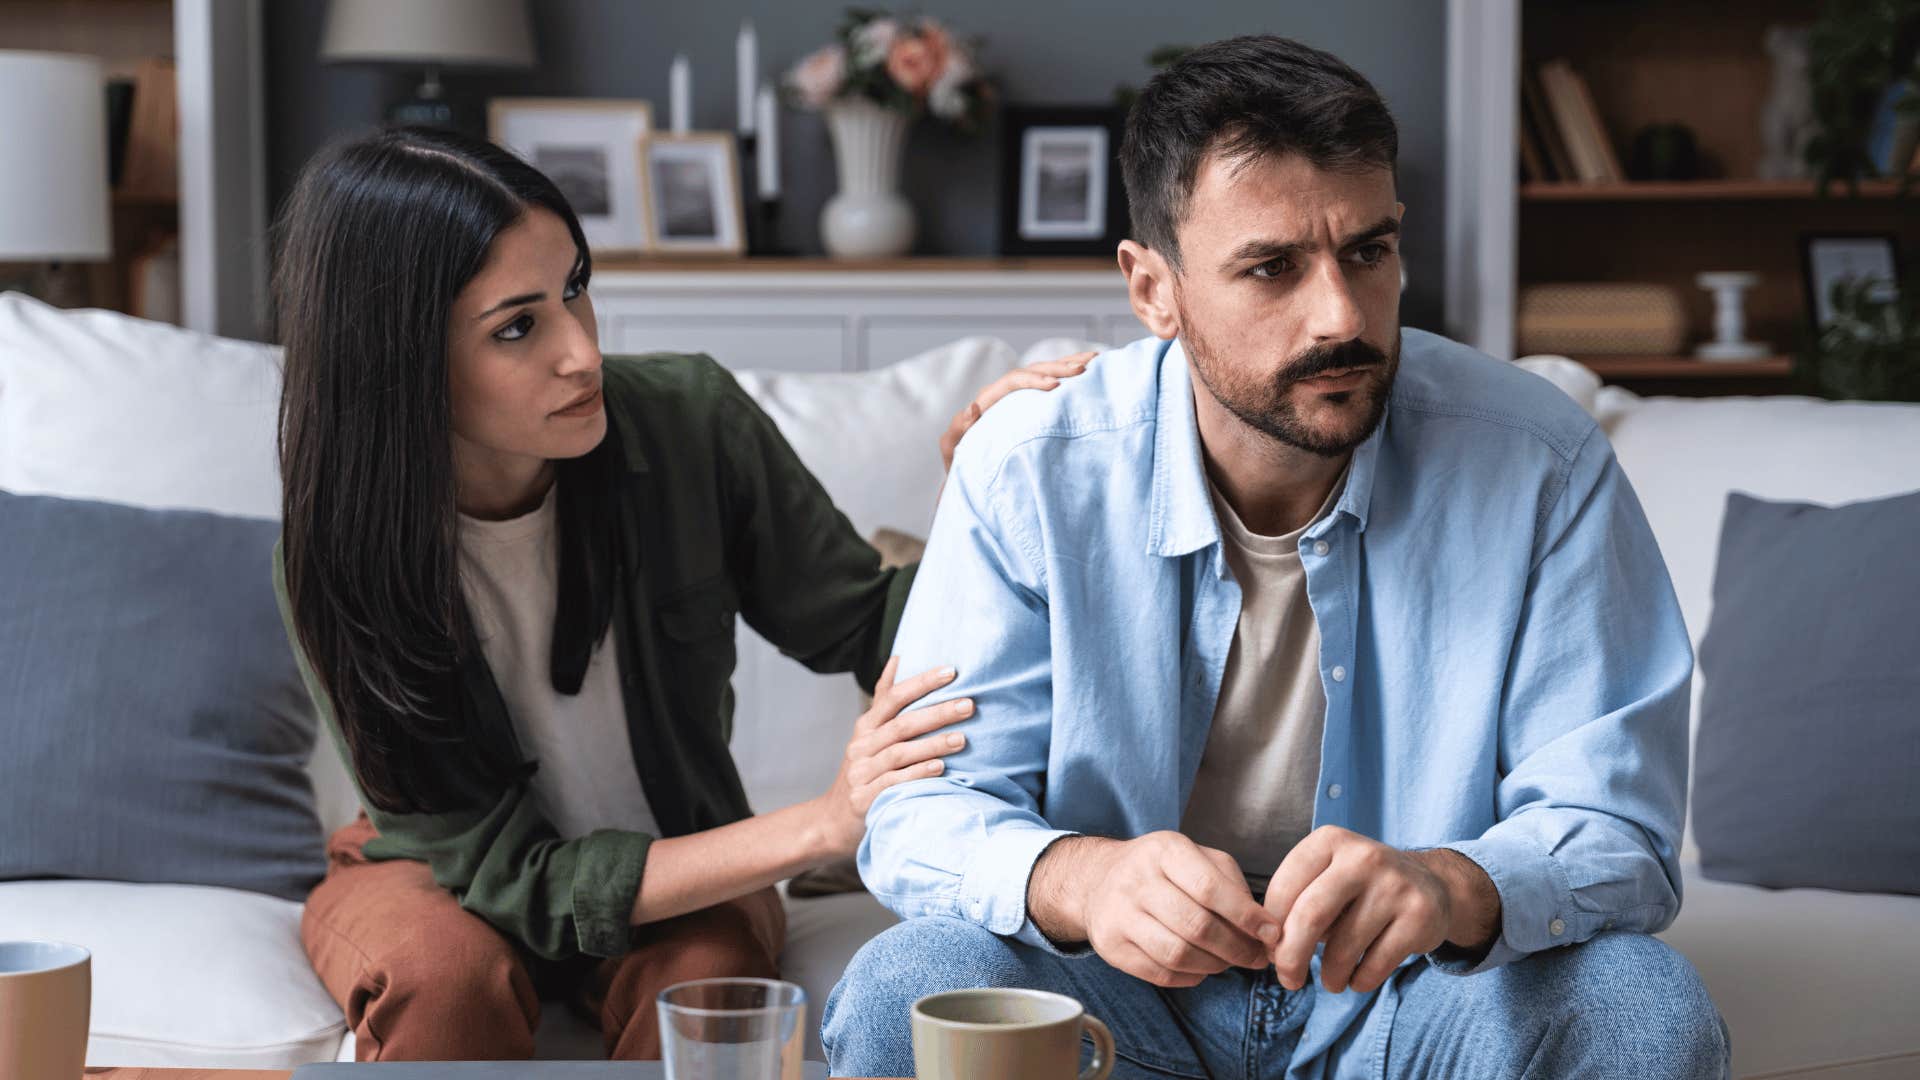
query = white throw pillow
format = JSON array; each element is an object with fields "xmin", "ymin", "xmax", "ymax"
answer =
[
  {"xmin": 1515, "ymin": 354, "xmax": 1603, "ymax": 415},
  {"xmin": 0, "ymin": 292, "xmax": 283, "ymax": 518},
  {"xmin": 725, "ymin": 336, "xmax": 1025, "ymax": 815}
]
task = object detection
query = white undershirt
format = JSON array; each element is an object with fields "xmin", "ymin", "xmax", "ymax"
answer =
[{"xmin": 457, "ymin": 486, "xmax": 658, "ymax": 841}]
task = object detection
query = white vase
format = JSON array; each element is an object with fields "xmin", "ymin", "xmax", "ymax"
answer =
[{"xmin": 820, "ymin": 99, "xmax": 916, "ymax": 259}]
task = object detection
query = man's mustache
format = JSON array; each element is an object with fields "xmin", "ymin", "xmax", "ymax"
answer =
[{"xmin": 1284, "ymin": 339, "xmax": 1389, "ymax": 383}]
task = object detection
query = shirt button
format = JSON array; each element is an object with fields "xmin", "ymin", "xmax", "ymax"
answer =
[
  {"xmin": 1312, "ymin": 540, "xmax": 1330, "ymax": 557},
  {"xmin": 1549, "ymin": 918, "xmax": 1566, "ymax": 936},
  {"xmin": 1330, "ymin": 665, "xmax": 1347, "ymax": 682},
  {"xmin": 1327, "ymin": 783, "xmax": 1343, "ymax": 799}
]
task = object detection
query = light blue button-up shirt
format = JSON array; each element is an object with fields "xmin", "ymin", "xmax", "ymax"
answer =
[{"xmin": 861, "ymin": 330, "xmax": 1693, "ymax": 1073}]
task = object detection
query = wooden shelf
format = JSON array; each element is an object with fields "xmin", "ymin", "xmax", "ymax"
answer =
[
  {"xmin": 593, "ymin": 255, "xmax": 1117, "ymax": 274},
  {"xmin": 1574, "ymin": 355, "xmax": 1793, "ymax": 379},
  {"xmin": 1521, "ymin": 179, "xmax": 1911, "ymax": 201}
]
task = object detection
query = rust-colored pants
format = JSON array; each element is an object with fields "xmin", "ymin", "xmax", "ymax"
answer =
[{"xmin": 302, "ymin": 814, "xmax": 785, "ymax": 1061}]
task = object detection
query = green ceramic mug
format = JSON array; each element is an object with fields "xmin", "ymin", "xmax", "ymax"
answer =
[{"xmin": 911, "ymin": 988, "xmax": 1114, "ymax": 1080}]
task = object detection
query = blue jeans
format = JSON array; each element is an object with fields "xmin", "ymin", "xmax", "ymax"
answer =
[{"xmin": 822, "ymin": 918, "xmax": 1730, "ymax": 1079}]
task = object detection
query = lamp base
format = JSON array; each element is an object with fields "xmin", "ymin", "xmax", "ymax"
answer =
[{"xmin": 388, "ymin": 67, "xmax": 457, "ymax": 129}]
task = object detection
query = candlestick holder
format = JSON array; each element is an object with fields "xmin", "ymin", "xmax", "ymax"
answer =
[{"xmin": 1694, "ymin": 272, "xmax": 1771, "ymax": 361}]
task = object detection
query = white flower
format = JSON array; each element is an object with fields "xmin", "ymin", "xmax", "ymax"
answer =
[
  {"xmin": 929, "ymin": 53, "xmax": 973, "ymax": 122},
  {"xmin": 786, "ymin": 45, "xmax": 847, "ymax": 109},
  {"xmin": 851, "ymin": 18, "xmax": 901, "ymax": 68}
]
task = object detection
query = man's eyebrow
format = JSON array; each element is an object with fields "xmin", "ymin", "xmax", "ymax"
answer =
[
  {"xmin": 474, "ymin": 291, "xmax": 546, "ymax": 321},
  {"xmin": 1219, "ymin": 216, "xmax": 1401, "ymax": 272}
]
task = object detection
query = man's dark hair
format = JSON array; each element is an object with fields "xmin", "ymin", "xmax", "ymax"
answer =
[{"xmin": 1120, "ymin": 35, "xmax": 1398, "ymax": 269}]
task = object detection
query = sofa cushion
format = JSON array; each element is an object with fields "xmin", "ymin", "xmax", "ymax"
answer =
[
  {"xmin": 1693, "ymin": 490, "xmax": 1920, "ymax": 895},
  {"xmin": 0, "ymin": 490, "xmax": 324, "ymax": 900},
  {"xmin": 0, "ymin": 292, "xmax": 283, "ymax": 518},
  {"xmin": 1659, "ymin": 864, "xmax": 1920, "ymax": 1079},
  {"xmin": 0, "ymin": 880, "xmax": 345, "ymax": 1069}
]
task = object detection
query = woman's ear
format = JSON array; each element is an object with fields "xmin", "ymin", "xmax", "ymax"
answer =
[{"xmin": 1117, "ymin": 240, "xmax": 1181, "ymax": 340}]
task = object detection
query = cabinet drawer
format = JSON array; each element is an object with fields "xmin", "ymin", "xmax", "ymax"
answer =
[{"xmin": 607, "ymin": 316, "xmax": 849, "ymax": 374}]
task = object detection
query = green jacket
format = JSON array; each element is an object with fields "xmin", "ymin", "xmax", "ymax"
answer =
[{"xmin": 275, "ymin": 354, "xmax": 916, "ymax": 961}]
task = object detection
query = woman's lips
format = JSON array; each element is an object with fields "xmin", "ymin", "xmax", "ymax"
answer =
[{"xmin": 552, "ymin": 387, "xmax": 603, "ymax": 417}]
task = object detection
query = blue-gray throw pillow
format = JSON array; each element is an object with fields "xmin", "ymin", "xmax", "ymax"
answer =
[
  {"xmin": 1694, "ymin": 489, "xmax": 1920, "ymax": 895},
  {"xmin": 0, "ymin": 489, "xmax": 324, "ymax": 900}
]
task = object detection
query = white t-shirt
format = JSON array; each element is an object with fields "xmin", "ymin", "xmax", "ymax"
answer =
[{"xmin": 458, "ymin": 485, "xmax": 658, "ymax": 841}]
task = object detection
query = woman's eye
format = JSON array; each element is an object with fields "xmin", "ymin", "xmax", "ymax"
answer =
[
  {"xmin": 494, "ymin": 313, "xmax": 535, "ymax": 342},
  {"xmin": 563, "ymin": 276, "xmax": 587, "ymax": 301}
]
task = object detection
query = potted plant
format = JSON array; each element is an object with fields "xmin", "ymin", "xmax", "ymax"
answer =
[
  {"xmin": 1805, "ymin": 275, "xmax": 1920, "ymax": 401},
  {"xmin": 1804, "ymin": 0, "xmax": 1920, "ymax": 195},
  {"xmin": 786, "ymin": 9, "xmax": 992, "ymax": 257}
]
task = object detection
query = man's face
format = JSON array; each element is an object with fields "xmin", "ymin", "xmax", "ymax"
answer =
[{"xmin": 1170, "ymin": 150, "xmax": 1403, "ymax": 457}]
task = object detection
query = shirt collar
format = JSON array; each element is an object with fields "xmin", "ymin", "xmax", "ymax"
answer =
[{"xmin": 1146, "ymin": 336, "xmax": 1386, "ymax": 559}]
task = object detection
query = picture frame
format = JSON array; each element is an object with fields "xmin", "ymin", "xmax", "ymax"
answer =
[
  {"xmin": 488, "ymin": 98, "xmax": 653, "ymax": 256},
  {"xmin": 998, "ymin": 105, "xmax": 1129, "ymax": 256},
  {"xmin": 1800, "ymin": 233, "xmax": 1903, "ymax": 333},
  {"xmin": 640, "ymin": 132, "xmax": 746, "ymax": 257}
]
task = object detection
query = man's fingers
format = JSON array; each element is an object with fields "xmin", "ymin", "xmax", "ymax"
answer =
[
  {"xmin": 1272, "ymin": 870, "xmax": 1363, "ymax": 990},
  {"xmin": 1140, "ymin": 878, "xmax": 1268, "ymax": 970},
  {"xmin": 1348, "ymin": 917, "xmax": 1424, "ymax": 995},
  {"xmin": 1107, "ymin": 937, "xmax": 1209, "ymax": 988},
  {"xmin": 1166, "ymin": 842, "xmax": 1281, "ymax": 948},
  {"xmin": 1263, "ymin": 828, "xmax": 1339, "ymax": 928},
  {"xmin": 1316, "ymin": 894, "xmax": 1395, "ymax": 994}
]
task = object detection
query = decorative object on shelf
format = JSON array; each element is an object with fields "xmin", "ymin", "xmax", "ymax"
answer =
[
  {"xmin": 669, "ymin": 53, "xmax": 692, "ymax": 135},
  {"xmin": 489, "ymin": 99, "xmax": 653, "ymax": 256},
  {"xmin": 751, "ymin": 85, "xmax": 786, "ymax": 255},
  {"xmin": 128, "ymin": 234, "xmax": 182, "ymax": 325},
  {"xmin": 1865, "ymin": 79, "xmax": 1920, "ymax": 176},
  {"xmin": 0, "ymin": 50, "xmax": 111, "ymax": 308},
  {"xmin": 1626, "ymin": 123, "xmax": 1701, "ymax": 182},
  {"xmin": 641, "ymin": 133, "xmax": 745, "ymax": 257},
  {"xmin": 1537, "ymin": 58, "xmax": 1623, "ymax": 183},
  {"xmin": 1758, "ymin": 25, "xmax": 1817, "ymax": 181},
  {"xmin": 787, "ymin": 10, "xmax": 994, "ymax": 258},
  {"xmin": 1515, "ymin": 283, "xmax": 1687, "ymax": 356},
  {"xmin": 321, "ymin": 0, "xmax": 534, "ymax": 128},
  {"xmin": 120, "ymin": 58, "xmax": 178, "ymax": 200},
  {"xmin": 997, "ymin": 105, "xmax": 1129, "ymax": 257},
  {"xmin": 1694, "ymin": 272, "xmax": 1771, "ymax": 361},
  {"xmin": 1803, "ymin": 268, "xmax": 1918, "ymax": 401},
  {"xmin": 1804, "ymin": 0, "xmax": 1919, "ymax": 194},
  {"xmin": 1800, "ymin": 233, "xmax": 1902, "ymax": 331}
]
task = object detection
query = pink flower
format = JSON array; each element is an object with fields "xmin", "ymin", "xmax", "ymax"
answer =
[
  {"xmin": 787, "ymin": 44, "xmax": 847, "ymax": 109},
  {"xmin": 886, "ymin": 25, "xmax": 951, "ymax": 99}
]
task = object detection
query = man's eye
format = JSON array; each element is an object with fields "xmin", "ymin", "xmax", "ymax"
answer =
[
  {"xmin": 1250, "ymin": 258, "xmax": 1292, "ymax": 279},
  {"xmin": 494, "ymin": 313, "xmax": 535, "ymax": 342},
  {"xmin": 1352, "ymin": 243, "xmax": 1392, "ymax": 266}
]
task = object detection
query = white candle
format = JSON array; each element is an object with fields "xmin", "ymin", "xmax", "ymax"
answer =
[
  {"xmin": 669, "ymin": 54, "xmax": 691, "ymax": 134},
  {"xmin": 737, "ymin": 21, "xmax": 758, "ymax": 135},
  {"xmin": 756, "ymin": 86, "xmax": 780, "ymax": 198}
]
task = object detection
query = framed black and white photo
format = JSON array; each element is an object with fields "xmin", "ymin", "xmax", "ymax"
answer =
[
  {"xmin": 998, "ymin": 106, "xmax": 1128, "ymax": 256},
  {"xmin": 1800, "ymin": 233, "xmax": 1903, "ymax": 331},
  {"xmin": 641, "ymin": 133, "xmax": 745, "ymax": 256},
  {"xmin": 489, "ymin": 98, "xmax": 653, "ymax": 256}
]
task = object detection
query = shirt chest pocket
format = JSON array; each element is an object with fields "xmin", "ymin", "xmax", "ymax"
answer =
[{"xmin": 655, "ymin": 575, "xmax": 741, "ymax": 721}]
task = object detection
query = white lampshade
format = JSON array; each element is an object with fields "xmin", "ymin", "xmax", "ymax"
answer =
[
  {"xmin": 321, "ymin": 0, "xmax": 536, "ymax": 69},
  {"xmin": 0, "ymin": 50, "xmax": 110, "ymax": 261}
]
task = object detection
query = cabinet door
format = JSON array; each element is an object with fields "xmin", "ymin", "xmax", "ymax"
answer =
[{"xmin": 606, "ymin": 315, "xmax": 850, "ymax": 374}]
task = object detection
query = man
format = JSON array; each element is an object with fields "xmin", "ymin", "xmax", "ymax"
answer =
[{"xmin": 825, "ymin": 34, "xmax": 1728, "ymax": 1080}]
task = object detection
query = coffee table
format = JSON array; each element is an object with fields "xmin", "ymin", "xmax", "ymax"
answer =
[{"xmin": 84, "ymin": 1060, "xmax": 906, "ymax": 1068}]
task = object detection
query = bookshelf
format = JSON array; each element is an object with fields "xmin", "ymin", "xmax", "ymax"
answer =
[{"xmin": 1504, "ymin": 0, "xmax": 1919, "ymax": 396}]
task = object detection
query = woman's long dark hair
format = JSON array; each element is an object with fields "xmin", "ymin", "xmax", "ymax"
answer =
[{"xmin": 275, "ymin": 127, "xmax": 596, "ymax": 814}]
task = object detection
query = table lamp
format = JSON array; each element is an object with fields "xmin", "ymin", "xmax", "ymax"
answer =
[
  {"xmin": 321, "ymin": 0, "xmax": 536, "ymax": 128},
  {"xmin": 0, "ymin": 50, "xmax": 111, "ymax": 306}
]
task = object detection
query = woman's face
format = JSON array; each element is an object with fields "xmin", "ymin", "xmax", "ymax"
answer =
[{"xmin": 445, "ymin": 207, "xmax": 605, "ymax": 508}]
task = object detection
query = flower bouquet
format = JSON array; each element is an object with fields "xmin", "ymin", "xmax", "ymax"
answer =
[{"xmin": 786, "ymin": 9, "xmax": 992, "ymax": 130}]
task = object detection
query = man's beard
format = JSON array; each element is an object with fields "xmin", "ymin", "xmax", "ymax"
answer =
[{"xmin": 1184, "ymin": 319, "xmax": 1400, "ymax": 458}]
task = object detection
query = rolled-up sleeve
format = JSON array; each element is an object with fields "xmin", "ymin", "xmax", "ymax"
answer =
[
  {"xmin": 856, "ymin": 436, "xmax": 1079, "ymax": 952},
  {"xmin": 1433, "ymin": 428, "xmax": 1693, "ymax": 975}
]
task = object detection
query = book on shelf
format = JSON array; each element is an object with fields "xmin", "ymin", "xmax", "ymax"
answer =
[
  {"xmin": 119, "ymin": 58, "xmax": 178, "ymax": 200},
  {"xmin": 1521, "ymin": 72, "xmax": 1576, "ymax": 182},
  {"xmin": 1538, "ymin": 59, "xmax": 1623, "ymax": 183}
]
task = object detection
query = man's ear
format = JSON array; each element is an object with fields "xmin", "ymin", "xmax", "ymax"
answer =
[{"xmin": 1117, "ymin": 240, "xmax": 1181, "ymax": 340}]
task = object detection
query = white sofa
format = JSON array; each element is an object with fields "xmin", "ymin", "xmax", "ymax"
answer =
[{"xmin": 1, "ymin": 295, "xmax": 1915, "ymax": 1078}]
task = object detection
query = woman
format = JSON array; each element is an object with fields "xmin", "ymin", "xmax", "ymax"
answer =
[{"xmin": 273, "ymin": 127, "xmax": 1088, "ymax": 1061}]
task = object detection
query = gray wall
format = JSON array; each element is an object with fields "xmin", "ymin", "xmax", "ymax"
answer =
[{"xmin": 266, "ymin": 0, "xmax": 1448, "ymax": 329}]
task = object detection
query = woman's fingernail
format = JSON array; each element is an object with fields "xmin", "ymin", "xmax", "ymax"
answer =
[
  {"xmin": 947, "ymin": 734, "xmax": 965, "ymax": 748},
  {"xmin": 940, "ymin": 666, "xmax": 957, "ymax": 679},
  {"xmin": 925, "ymin": 760, "xmax": 944, "ymax": 773},
  {"xmin": 955, "ymin": 699, "xmax": 974, "ymax": 716}
]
